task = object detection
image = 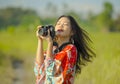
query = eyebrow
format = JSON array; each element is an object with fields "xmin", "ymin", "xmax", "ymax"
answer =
[{"xmin": 57, "ymin": 21, "xmax": 70, "ymax": 23}]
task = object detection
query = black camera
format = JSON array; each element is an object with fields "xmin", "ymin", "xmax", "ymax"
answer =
[{"xmin": 38, "ymin": 25, "xmax": 55, "ymax": 39}]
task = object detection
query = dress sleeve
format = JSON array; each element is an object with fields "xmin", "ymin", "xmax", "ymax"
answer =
[
  {"xmin": 34, "ymin": 45, "xmax": 77, "ymax": 84},
  {"xmin": 34, "ymin": 61, "xmax": 44, "ymax": 76},
  {"xmin": 34, "ymin": 51, "xmax": 46, "ymax": 77},
  {"xmin": 34, "ymin": 57, "xmax": 55, "ymax": 83},
  {"xmin": 62, "ymin": 45, "xmax": 77, "ymax": 81},
  {"xmin": 34, "ymin": 51, "xmax": 67, "ymax": 84}
]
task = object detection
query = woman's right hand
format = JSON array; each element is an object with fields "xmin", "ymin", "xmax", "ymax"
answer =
[
  {"xmin": 36, "ymin": 25, "xmax": 43, "ymax": 41},
  {"xmin": 36, "ymin": 25, "xmax": 53, "ymax": 45}
]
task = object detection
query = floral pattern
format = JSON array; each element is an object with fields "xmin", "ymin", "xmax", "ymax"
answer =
[{"xmin": 34, "ymin": 44, "xmax": 77, "ymax": 84}]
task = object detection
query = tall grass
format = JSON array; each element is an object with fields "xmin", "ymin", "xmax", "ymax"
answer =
[
  {"xmin": 75, "ymin": 32, "xmax": 120, "ymax": 84},
  {"xmin": 0, "ymin": 30, "xmax": 120, "ymax": 84}
]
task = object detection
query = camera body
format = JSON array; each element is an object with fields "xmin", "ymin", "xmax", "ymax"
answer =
[{"xmin": 38, "ymin": 25, "xmax": 55, "ymax": 39}]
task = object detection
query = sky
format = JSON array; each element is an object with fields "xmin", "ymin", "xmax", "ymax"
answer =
[{"xmin": 0, "ymin": 0, "xmax": 120, "ymax": 17}]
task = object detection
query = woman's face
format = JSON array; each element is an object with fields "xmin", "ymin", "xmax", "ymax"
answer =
[{"xmin": 55, "ymin": 17, "xmax": 72, "ymax": 38}]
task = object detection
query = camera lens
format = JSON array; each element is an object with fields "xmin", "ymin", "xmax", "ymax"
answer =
[
  {"xmin": 38, "ymin": 28, "xmax": 43, "ymax": 35},
  {"xmin": 38, "ymin": 25, "xmax": 55, "ymax": 39},
  {"xmin": 38, "ymin": 26, "xmax": 48, "ymax": 36}
]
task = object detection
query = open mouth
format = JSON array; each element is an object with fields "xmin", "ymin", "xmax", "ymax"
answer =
[{"xmin": 57, "ymin": 29, "xmax": 63, "ymax": 32}]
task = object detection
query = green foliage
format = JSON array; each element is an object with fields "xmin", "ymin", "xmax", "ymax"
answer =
[
  {"xmin": 113, "ymin": 15, "xmax": 120, "ymax": 31},
  {"xmin": 0, "ymin": 7, "xmax": 41, "ymax": 30},
  {"xmin": 7, "ymin": 25, "xmax": 16, "ymax": 34},
  {"xmin": 93, "ymin": 2, "xmax": 114, "ymax": 32},
  {"xmin": 0, "ymin": 1, "xmax": 120, "ymax": 32},
  {"xmin": 102, "ymin": 2, "xmax": 113, "ymax": 28},
  {"xmin": 75, "ymin": 32, "xmax": 120, "ymax": 84},
  {"xmin": 87, "ymin": 1, "xmax": 120, "ymax": 32},
  {"xmin": 0, "ymin": 51, "xmax": 5, "ymax": 65},
  {"xmin": 0, "ymin": 1, "xmax": 119, "ymax": 83},
  {"xmin": 0, "ymin": 31, "xmax": 120, "ymax": 84}
]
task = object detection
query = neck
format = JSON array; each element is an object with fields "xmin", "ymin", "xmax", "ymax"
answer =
[{"xmin": 57, "ymin": 37, "xmax": 70, "ymax": 47}]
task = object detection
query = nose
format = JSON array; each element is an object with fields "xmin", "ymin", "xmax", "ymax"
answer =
[
  {"xmin": 58, "ymin": 23, "xmax": 64, "ymax": 28},
  {"xmin": 55, "ymin": 25, "xmax": 63, "ymax": 31}
]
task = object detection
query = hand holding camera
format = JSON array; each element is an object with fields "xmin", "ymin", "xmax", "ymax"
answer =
[{"xmin": 36, "ymin": 25, "xmax": 55, "ymax": 42}]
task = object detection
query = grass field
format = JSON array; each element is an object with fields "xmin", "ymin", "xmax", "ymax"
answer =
[
  {"xmin": 0, "ymin": 30, "xmax": 120, "ymax": 84},
  {"xmin": 75, "ymin": 32, "xmax": 120, "ymax": 84}
]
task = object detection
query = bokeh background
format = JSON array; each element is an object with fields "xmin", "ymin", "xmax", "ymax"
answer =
[{"xmin": 0, "ymin": 0, "xmax": 120, "ymax": 84}]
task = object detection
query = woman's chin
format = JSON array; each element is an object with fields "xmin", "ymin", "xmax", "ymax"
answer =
[
  {"xmin": 56, "ymin": 34, "xmax": 62, "ymax": 37},
  {"xmin": 56, "ymin": 32, "xmax": 62, "ymax": 36},
  {"xmin": 56, "ymin": 32, "xmax": 68, "ymax": 38}
]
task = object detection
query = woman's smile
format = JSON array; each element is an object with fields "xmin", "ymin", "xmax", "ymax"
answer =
[{"xmin": 56, "ymin": 29, "xmax": 63, "ymax": 32}]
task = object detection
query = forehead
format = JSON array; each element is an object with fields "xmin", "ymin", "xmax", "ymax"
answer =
[{"xmin": 58, "ymin": 17, "xmax": 70, "ymax": 23}]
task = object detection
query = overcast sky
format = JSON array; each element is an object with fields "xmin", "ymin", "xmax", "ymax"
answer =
[{"xmin": 0, "ymin": 0, "xmax": 120, "ymax": 17}]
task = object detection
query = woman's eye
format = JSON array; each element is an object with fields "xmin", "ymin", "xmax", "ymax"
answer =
[
  {"xmin": 63, "ymin": 23, "xmax": 68, "ymax": 26},
  {"xmin": 57, "ymin": 22, "xmax": 60, "ymax": 25},
  {"xmin": 56, "ymin": 22, "xmax": 69, "ymax": 26}
]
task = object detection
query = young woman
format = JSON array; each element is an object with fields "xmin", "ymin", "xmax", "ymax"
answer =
[{"xmin": 34, "ymin": 15, "xmax": 95, "ymax": 84}]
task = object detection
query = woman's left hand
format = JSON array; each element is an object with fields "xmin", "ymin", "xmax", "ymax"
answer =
[{"xmin": 41, "ymin": 30, "xmax": 53, "ymax": 43}]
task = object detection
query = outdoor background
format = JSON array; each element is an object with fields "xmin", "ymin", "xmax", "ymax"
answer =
[{"xmin": 0, "ymin": 0, "xmax": 120, "ymax": 84}]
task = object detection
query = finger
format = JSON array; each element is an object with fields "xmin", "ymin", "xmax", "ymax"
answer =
[
  {"xmin": 36, "ymin": 26, "xmax": 42, "ymax": 36},
  {"xmin": 36, "ymin": 30, "xmax": 39, "ymax": 36},
  {"xmin": 37, "ymin": 25, "xmax": 42, "ymax": 30},
  {"xmin": 41, "ymin": 36, "xmax": 45, "ymax": 39},
  {"xmin": 36, "ymin": 29, "xmax": 41, "ymax": 37},
  {"xmin": 47, "ymin": 29, "xmax": 50, "ymax": 36}
]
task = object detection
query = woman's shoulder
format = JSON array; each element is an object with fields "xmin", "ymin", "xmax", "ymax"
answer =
[{"xmin": 63, "ymin": 44, "xmax": 77, "ymax": 51}]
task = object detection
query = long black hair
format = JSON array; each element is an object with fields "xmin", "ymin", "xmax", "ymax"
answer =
[{"xmin": 55, "ymin": 15, "xmax": 96, "ymax": 75}]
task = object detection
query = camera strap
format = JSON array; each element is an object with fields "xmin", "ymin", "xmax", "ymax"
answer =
[{"xmin": 53, "ymin": 42, "xmax": 72, "ymax": 54}]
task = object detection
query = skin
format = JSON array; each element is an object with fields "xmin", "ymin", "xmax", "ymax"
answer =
[{"xmin": 36, "ymin": 17, "xmax": 73, "ymax": 65}]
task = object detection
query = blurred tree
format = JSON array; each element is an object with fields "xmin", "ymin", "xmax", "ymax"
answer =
[
  {"xmin": 113, "ymin": 14, "xmax": 120, "ymax": 31},
  {"xmin": 0, "ymin": 7, "xmax": 41, "ymax": 31},
  {"xmin": 94, "ymin": 2, "xmax": 114, "ymax": 32}
]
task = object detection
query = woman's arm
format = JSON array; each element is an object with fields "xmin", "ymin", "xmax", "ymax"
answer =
[
  {"xmin": 36, "ymin": 39, "xmax": 44, "ymax": 65},
  {"xmin": 46, "ymin": 40, "xmax": 53, "ymax": 59},
  {"xmin": 36, "ymin": 26, "xmax": 53, "ymax": 64},
  {"xmin": 36, "ymin": 26, "xmax": 44, "ymax": 65}
]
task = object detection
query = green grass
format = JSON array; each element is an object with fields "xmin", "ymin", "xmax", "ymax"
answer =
[
  {"xmin": 0, "ymin": 30, "xmax": 120, "ymax": 84},
  {"xmin": 75, "ymin": 32, "xmax": 120, "ymax": 84}
]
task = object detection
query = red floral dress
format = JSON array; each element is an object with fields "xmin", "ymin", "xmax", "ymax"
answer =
[{"xmin": 34, "ymin": 44, "xmax": 77, "ymax": 84}]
